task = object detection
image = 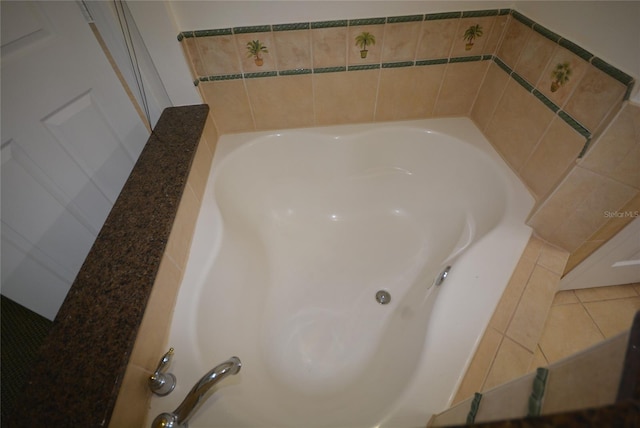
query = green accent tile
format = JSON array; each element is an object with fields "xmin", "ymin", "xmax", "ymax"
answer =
[
  {"xmin": 382, "ymin": 61, "xmax": 414, "ymax": 68},
  {"xmin": 462, "ymin": 9, "xmax": 500, "ymax": 18},
  {"xmin": 512, "ymin": 72, "xmax": 534, "ymax": 92},
  {"xmin": 559, "ymin": 38, "xmax": 593, "ymax": 62},
  {"xmin": 313, "ymin": 66, "xmax": 347, "ymax": 74},
  {"xmin": 348, "ymin": 64, "xmax": 381, "ymax": 71},
  {"xmin": 533, "ymin": 24, "xmax": 561, "ymax": 43},
  {"xmin": 209, "ymin": 74, "xmax": 243, "ymax": 81},
  {"xmin": 179, "ymin": 31, "xmax": 195, "ymax": 40},
  {"xmin": 498, "ymin": 9, "xmax": 512, "ymax": 15},
  {"xmin": 193, "ymin": 79, "xmax": 199, "ymax": 86},
  {"xmin": 416, "ymin": 58, "xmax": 448, "ymax": 66},
  {"xmin": 559, "ymin": 110, "xmax": 591, "ymax": 139},
  {"xmin": 578, "ymin": 138, "xmax": 593, "ymax": 158},
  {"xmin": 425, "ymin": 12, "xmax": 461, "ymax": 21},
  {"xmin": 311, "ymin": 20, "xmax": 348, "ymax": 29},
  {"xmin": 233, "ymin": 25, "xmax": 272, "ymax": 34},
  {"xmin": 194, "ymin": 28, "xmax": 232, "ymax": 37},
  {"xmin": 528, "ymin": 368, "xmax": 549, "ymax": 418},
  {"xmin": 624, "ymin": 82, "xmax": 636, "ymax": 101},
  {"xmin": 349, "ymin": 17, "xmax": 386, "ymax": 26},
  {"xmin": 533, "ymin": 89, "xmax": 560, "ymax": 113},
  {"xmin": 482, "ymin": 54, "xmax": 495, "ymax": 61},
  {"xmin": 449, "ymin": 56, "xmax": 483, "ymax": 63},
  {"xmin": 244, "ymin": 71, "xmax": 278, "ymax": 79},
  {"xmin": 466, "ymin": 393, "xmax": 483, "ymax": 424},
  {"xmin": 512, "ymin": 10, "xmax": 535, "ymax": 28},
  {"xmin": 273, "ymin": 22, "xmax": 310, "ymax": 31},
  {"xmin": 279, "ymin": 68, "xmax": 312, "ymax": 76},
  {"xmin": 387, "ymin": 15, "xmax": 423, "ymax": 23},
  {"xmin": 177, "ymin": 33, "xmax": 185, "ymax": 42},
  {"xmin": 591, "ymin": 57, "xmax": 635, "ymax": 86},
  {"xmin": 493, "ymin": 56, "xmax": 512, "ymax": 74}
]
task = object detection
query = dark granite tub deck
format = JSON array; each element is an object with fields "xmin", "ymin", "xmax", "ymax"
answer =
[{"xmin": 7, "ymin": 104, "xmax": 208, "ymax": 427}]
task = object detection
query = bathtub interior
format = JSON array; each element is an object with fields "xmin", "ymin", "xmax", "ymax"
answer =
[{"xmin": 148, "ymin": 118, "xmax": 534, "ymax": 428}]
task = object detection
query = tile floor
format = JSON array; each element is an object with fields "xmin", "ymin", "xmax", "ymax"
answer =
[{"xmin": 536, "ymin": 282, "xmax": 640, "ymax": 365}]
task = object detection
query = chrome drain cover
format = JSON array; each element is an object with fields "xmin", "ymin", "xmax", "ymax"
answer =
[{"xmin": 375, "ymin": 290, "xmax": 391, "ymax": 305}]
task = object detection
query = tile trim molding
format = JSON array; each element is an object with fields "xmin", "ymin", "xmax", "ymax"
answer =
[{"xmin": 181, "ymin": 8, "xmax": 635, "ymax": 153}]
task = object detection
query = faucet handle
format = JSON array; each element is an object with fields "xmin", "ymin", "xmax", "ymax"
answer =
[{"xmin": 148, "ymin": 347, "xmax": 176, "ymax": 396}]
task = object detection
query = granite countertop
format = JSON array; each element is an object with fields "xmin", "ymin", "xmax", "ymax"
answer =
[{"xmin": 8, "ymin": 104, "xmax": 209, "ymax": 427}]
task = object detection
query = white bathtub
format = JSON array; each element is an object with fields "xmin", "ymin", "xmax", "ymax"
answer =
[{"xmin": 149, "ymin": 118, "xmax": 534, "ymax": 428}]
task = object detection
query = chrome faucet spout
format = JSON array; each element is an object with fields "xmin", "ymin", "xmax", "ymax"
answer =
[{"xmin": 151, "ymin": 356, "xmax": 241, "ymax": 428}]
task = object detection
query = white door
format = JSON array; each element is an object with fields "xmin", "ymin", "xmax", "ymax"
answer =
[
  {"xmin": 560, "ymin": 217, "xmax": 640, "ymax": 290},
  {"xmin": 1, "ymin": 1, "xmax": 150, "ymax": 319}
]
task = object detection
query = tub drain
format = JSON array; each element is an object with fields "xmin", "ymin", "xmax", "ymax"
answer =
[{"xmin": 375, "ymin": 290, "xmax": 391, "ymax": 305}]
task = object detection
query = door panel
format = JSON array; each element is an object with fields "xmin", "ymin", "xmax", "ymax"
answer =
[{"xmin": 1, "ymin": 1, "xmax": 149, "ymax": 319}]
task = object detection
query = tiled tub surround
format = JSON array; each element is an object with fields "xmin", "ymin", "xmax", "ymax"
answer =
[{"xmin": 179, "ymin": 9, "xmax": 637, "ymax": 268}]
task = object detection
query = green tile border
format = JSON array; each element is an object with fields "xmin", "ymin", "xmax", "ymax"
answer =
[
  {"xmin": 558, "ymin": 38, "xmax": 594, "ymax": 62},
  {"xmin": 591, "ymin": 57, "xmax": 635, "ymax": 86},
  {"xmin": 558, "ymin": 110, "xmax": 591, "ymax": 139},
  {"xmin": 233, "ymin": 25, "xmax": 271, "ymax": 34},
  {"xmin": 273, "ymin": 22, "xmax": 309, "ymax": 31},
  {"xmin": 416, "ymin": 58, "xmax": 448, "ymax": 66},
  {"xmin": 533, "ymin": 89, "xmax": 560, "ymax": 113},
  {"xmin": 244, "ymin": 71, "xmax": 278, "ymax": 79},
  {"xmin": 194, "ymin": 28, "xmax": 232, "ymax": 37},
  {"xmin": 450, "ymin": 55, "xmax": 483, "ymax": 63},
  {"xmin": 462, "ymin": 9, "xmax": 500, "ymax": 18},
  {"xmin": 348, "ymin": 17, "xmax": 386, "ymax": 26},
  {"xmin": 310, "ymin": 20, "xmax": 348, "ymax": 29},
  {"xmin": 387, "ymin": 15, "xmax": 423, "ymax": 23},
  {"xmin": 425, "ymin": 11, "xmax": 461, "ymax": 21},
  {"xmin": 279, "ymin": 68, "xmax": 312, "ymax": 76},
  {"xmin": 313, "ymin": 66, "xmax": 347, "ymax": 74},
  {"xmin": 512, "ymin": 72, "xmax": 534, "ymax": 92},
  {"xmin": 382, "ymin": 61, "xmax": 415, "ymax": 68},
  {"xmin": 348, "ymin": 64, "xmax": 381, "ymax": 71},
  {"xmin": 511, "ymin": 10, "xmax": 535, "ymax": 27},
  {"xmin": 532, "ymin": 24, "xmax": 561, "ymax": 43}
]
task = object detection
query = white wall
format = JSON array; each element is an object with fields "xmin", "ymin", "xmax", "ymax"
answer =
[{"xmin": 135, "ymin": 1, "xmax": 638, "ymax": 105}]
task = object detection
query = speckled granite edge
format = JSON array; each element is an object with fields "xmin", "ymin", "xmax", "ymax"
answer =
[{"xmin": 8, "ymin": 104, "xmax": 209, "ymax": 427}]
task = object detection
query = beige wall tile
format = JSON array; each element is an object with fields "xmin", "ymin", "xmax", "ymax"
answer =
[
  {"xmin": 187, "ymin": 135, "xmax": 214, "ymax": 202},
  {"xmin": 563, "ymin": 239, "xmax": 606, "ymax": 275},
  {"xmin": 313, "ymin": 70, "xmax": 379, "ymax": 125},
  {"xmin": 375, "ymin": 65, "xmax": 445, "ymax": 121},
  {"xmin": 197, "ymin": 35, "xmax": 242, "ymax": 76},
  {"xmin": 434, "ymin": 61, "xmax": 489, "ymax": 117},
  {"xmin": 476, "ymin": 372, "xmax": 535, "ymax": 422},
  {"xmin": 483, "ymin": 336, "xmax": 533, "ymax": 391},
  {"xmin": 519, "ymin": 117, "xmax": 586, "ymax": 199},
  {"xmin": 182, "ymin": 38, "xmax": 203, "ymax": 77},
  {"xmin": 536, "ymin": 46, "xmax": 590, "ymax": 109},
  {"xmin": 164, "ymin": 185, "xmax": 199, "ymax": 269},
  {"xmin": 311, "ymin": 26, "xmax": 347, "ymax": 68},
  {"xmin": 564, "ymin": 67, "xmax": 627, "ymax": 132},
  {"xmin": 528, "ymin": 345, "xmax": 549, "ymax": 372},
  {"xmin": 506, "ymin": 265, "xmax": 560, "ymax": 352},
  {"xmin": 482, "ymin": 15, "xmax": 508, "ymax": 55},
  {"xmin": 575, "ymin": 284, "xmax": 639, "ymax": 303},
  {"xmin": 451, "ymin": 16, "xmax": 496, "ymax": 57},
  {"xmin": 521, "ymin": 235, "xmax": 544, "ymax": 262},
  {"xmin": 588, "ymin": 192, "xmax": 640, "ymax": 243},
  {"xmin": 199, "ymin": 80, "xmax": 254, "ymax": 133},
  {"xmin": 349, "ymin": 25, "xmax": 384, "ymax": 64},
  {"xmin": 495, "ymin": 17, "xmax": 531, "ymax": 67},
  {"xmin": 488, "ymin": 255, "xmax": 536, "ymax": 333},
  {"xmin": 580, "ymin": 102, "xmax": 640, "ymax": 189},
  {"xmin": 201, "ymin": 114, "xmax": 220, "ymax": 155},
  {"xmin": 108, "ymin": 364, "xmax": 151, "ymax": 428},
  {"xmin": 380, "ymin": 21, "xmax": 421, "ymax": 62},
  {"xmin": 513, "ymin": 30, "xmax": 557, "ymax": 86},
  {"xmin": 584, "ymin": 297, "xmax": 640, "ymax": 337},
  {"xmin": 415, "ymin": 18, "xmax": 458, "ymax": 60},
  {"xmin": 245, "ymin": 74, "xmax": 314, "ymax": 130},
  {"xmin": 453, "ymin": 327, "xmax": 503, "ymax": 404},
  {"xmin": 485, "ymin": 79, "xmax": 555, "ymax": 171},
  {"xmin": 273, "ymin": 29, "xmax": 312, "ymax": 70},
  {"xmin": 235, "ymin": 32, "xmax": 276, "ymax": 73},
  {"xmin": 542, "ymin": 332, "xmax": 627, "ymax": 415},
  {"xmin": 470, "ymin": 62, "xmax": 509, "ymax": 131},
  {"xmin": 538, "ymin": 302, "xmax": 604, "ymax": 362}
]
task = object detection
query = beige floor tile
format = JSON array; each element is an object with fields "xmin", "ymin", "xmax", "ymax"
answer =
[
  {"xmin": 584, "ymin": 297, "xmax": 640, "ymax": 337},
  {"xmin": 528, "ymin": 345, "xmax": 549, "ymax": 372},
  {"xmin": 575, "ymin": 284, "xmax": 639, "ymax": 302},
  {"xmin": 506, "ymin": 266, "xmax": 560, "ymax": 352},
  {"xmin": 488, "ymin": 256, "xmax": 536, "ymax": 333},
  {"xmin": 538, "ymin": 303, "xmax": 604, "ymax": 363},
  {"xmin": 482, "ymin": 336, "xmax": 533, "ymax": 391},
  {"xmin": 633, "ymin": 283, "xmax": 640, "ymax": 295},
  {"xmin": 453, "ymin": 328, "xmax": 503, "ymax": 404},
  {"xmin": 552, "ymin": 290, "xmax": 579, "ymax": 306}
]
